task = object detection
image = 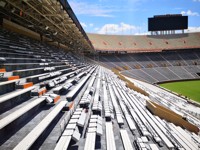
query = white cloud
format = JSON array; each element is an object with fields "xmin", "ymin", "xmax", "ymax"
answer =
[
  {"xmin": 181, "ymin": 10, "xmax": 199, "ymax": 16},
  {"xmin": 193, "ymin": 0, "xmax": 200, "ymax": 2},
  {"xmin": 94, "ymin": 27, "xmax": 100, "ymax": 31},
  {"xmin": 89, "ymin": 23, "xmax": 94, "ymax": 27},
  {"xmin": 68, "ymin": 1, "xmax": 115, "ymax": 17},
  {"xmin": 96, "ymin": 22, "xmax": 141, "ymax": 35},
  {"xmin": 186, "ymin": 27, "xmax": 200, "ymax": 33},
  {"xmin": 135, "ymin": 32, "xmax": 149, "ymax": 35},
  {"xmin": 80, "ymin": 22, "xmax": 87, "ymax": 28}
]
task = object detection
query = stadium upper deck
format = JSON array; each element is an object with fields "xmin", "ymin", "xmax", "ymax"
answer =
[{"xmin": 88, "ymin": 33, "xmax": 200, "ymax": 52}]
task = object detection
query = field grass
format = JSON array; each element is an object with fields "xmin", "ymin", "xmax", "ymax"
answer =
[{"xmin": 159, "ymin": 80, "xmax": 200, "ymax": 103}]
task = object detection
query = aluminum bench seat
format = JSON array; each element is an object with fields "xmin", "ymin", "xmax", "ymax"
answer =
[
  {"xmin": 120, "ymin": 129, "xmax": 134, "ymax": 150},
  {"xmin": 0, "ymin": 97, "xmax": 46, "ymax": 130},
  {"xmin": 0, "ymin": 86, "xmax": 35, "ymax": 104},
  {"xmin": 13, "ymin": 101, "xmax": 67, "ymax": 150}
]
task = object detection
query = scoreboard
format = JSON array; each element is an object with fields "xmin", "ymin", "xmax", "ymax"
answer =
[{"xmin": 148, "ymin": 14, "xmax": 188, "ymax": 31}]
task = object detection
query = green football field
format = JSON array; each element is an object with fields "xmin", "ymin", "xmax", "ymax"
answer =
[{"xmin": 159, "ymin": 80, "xmax": 200, "ymax": 103}]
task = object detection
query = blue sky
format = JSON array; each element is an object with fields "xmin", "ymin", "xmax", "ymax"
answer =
[{"xmin": 68, "ymin": 0, "xmax": 200, "ymax": 35}]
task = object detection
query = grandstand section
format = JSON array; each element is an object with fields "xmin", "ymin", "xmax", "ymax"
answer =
[
  {"xmin": 0, "ymin": 26, "xmax": 200, "ymax": 149},
  {"xmin": 94, "ymin": 51, "xmax": 200, "ymax": 83},
  {"xmin": 0, "ymin": 0, "xmax": 200, "ymax": 150},
  {"xmin": 88, "ymin": 33, "xmax": 200, "ymax": 52}
]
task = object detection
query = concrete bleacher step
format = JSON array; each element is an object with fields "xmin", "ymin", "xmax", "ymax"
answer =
[
  {"xmin": 31, "ymin": 87, "xmax": 47, "ymax": 96},
  {"xmin": 11, "ymin": 64, "xmax": 71, "ymax": 79},
  {"xmin": 0, "ymin": 52, "xmax": 53, "ymax": 60},
  {"xmin": 13, "ymin": 101, "xmax": 67, "ymax": 150},
  {"xmin": 0, "ymin": 97, "xmax": 46, "ymax": 130},
  {"xmin": 16, "ymin": 82, "xmax": 33, "ymax": 89},
  {"xmin": 1, "ymin": 63, "xmax": 48, "ymax": 71},
  {"xmin": 0, "ymin": 86, "xmax": 35, "ymax": 114},
  {"xmin": 0, "ymin": 79, "xmax": 19, "ymax": 95},
  {"xmin": 13, "ymin": 67, "xmax": 45, "ymax": 78},
  {"xmin": 1, "ymin": 57, "xmax": 43, "ymax": 63},
  {"xmin": 0, "ymin": 76, "xmax": 20, "ymax": 81}
]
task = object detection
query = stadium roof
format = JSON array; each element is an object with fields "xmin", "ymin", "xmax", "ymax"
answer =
[
  {"xmin": 0, "ymin": 0, "xmax": 94, "ymax": 52},
  {"xmin": 88, "ymin": 33, "xmax": 200, "ymax": 53}
]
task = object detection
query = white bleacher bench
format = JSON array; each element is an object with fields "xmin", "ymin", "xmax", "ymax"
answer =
[
  {"xmin": 0, "ymin": 86, "xmax": 35, "ymax": 104},
  {"xmin": 0, "ymin": 97, "xmax": 46, "ymax": 130},
  {"xmin": 84, "ymin": 132, "xmax": 96, "ymax": 150},
  {"xmin": 72, "ymin": 130, "xmax": 81, "ymax": 142},
  {"xmin": 63, "ymin": 83, "xmax": 72, "ymax": 90},
  {"xmin": 39, "ymin": 63, "xmax": 48, "ymax": 66},
  {"xmin": 120, "ymin": 130, "xmax": 134, "ymax": 150},
  {"xmin": 76, "ymin": 108, "xmax": 83, "ymax": 112},
  {"xmin": 89, "ymin": 122, "xmax": 97, "ymax": 128},
  {"xmin": 141, "ymin": 136, "xmax": 148, "ymax": 143},
  {"xmin": 0, "ymin": 57, "xmax": 6, "ymax": 62},
  {"xmin": 54, "ymin": 130, "xmax": 73, "ymax": 150},
  {"xmin": 55, "ymin": 111, "xmax": 81, "ymax": 150},
  {"xmin": 96, "ymin": 124, "xmax": 103, "ymax": 136},
  {"xmin": 66, "ymin": 73, "xmax": 91, "ymax": 101},
  {"xmin": 13, "ymin": 101, "xmax": 67, "ymax": 150},
  {"xmin": 61, "ymin": 136, "xmax": 71, "ymax": 150},
  {"xmin": 40, "ymin": 59, "xmax": 46, "ymax": 62},
  {"xmin": 126, "ymin": 115, "xmax": 136, "ymax": 131},
  {"xmin": 59, "ymin": 76, "xmax": 67, "ymax": 83},
  {"xmin": 90, "ymin": 115, "xmax": 98, "ymax": 119},
  {"xmin": 149, "ymin": 144, "xmax": 159, "ymax": 150},
  {"xmin": 27, "ymin": 71, "xmax": 49, "ymax": 80},
  {"xmin": 116, "ymin": 115, "xmax": 124, "ymax": 125},
  {"xmin": 47, "ymin": 81, "xmax": 55, "ymax": 88},
  {"xmin": 88, "ymin": 128, "xmax": 97, "ymax": 133},
  {"xmin": 74, "ymin": 111, "xmax": 82, "ymax": 115},
  {"xmin": 71, "ymin": 114, "xmax": 80, "ymax": 119},
  {"xmin": 66, "ymin": 123, "xmax": 77, "ymax": 130},
  {"xmin": 69, "ymin": 118, "xmax": 79, "ymax": 124},
  {"xmin": 77, "ymin": 111, "xmax": 87, "ymax": 127},
  {"xmin": 105, "ymin": 122, "xmax": 116, "ymax": 150},
  {"xmin": 0, "ymin": 79, "xmax": 19, "ymax": 86}
]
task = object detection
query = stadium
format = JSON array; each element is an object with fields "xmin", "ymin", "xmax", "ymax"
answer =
[{"xmin": 0, "ymin": 0, "xmax": 200, "ymax": 150}]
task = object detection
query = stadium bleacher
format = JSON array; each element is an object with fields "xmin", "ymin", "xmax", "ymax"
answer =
[
  {"xmin": 97, "ymin": 51, "xmax": 200, "ymax": 83},
  {"xmin": 0, "ymin": 27, "xmax": 200, "ymax": 150},
  {"xmin": 88, "ymin": 33, "xmax": 200, "ymax": 52},
  {"xmin": 0, "ymin": 0, "xmax": 200, "ymax": 149}
]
